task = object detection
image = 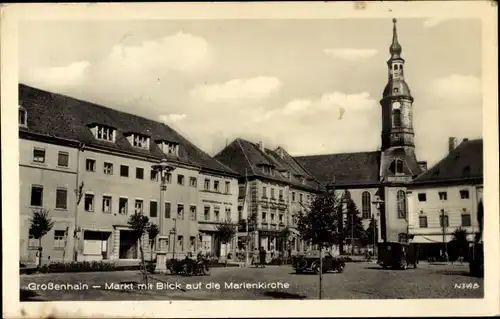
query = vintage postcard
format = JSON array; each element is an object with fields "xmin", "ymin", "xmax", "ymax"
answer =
[{"xmin": 1, "ymin": 1, "xmax": 498, "ymax": 318}]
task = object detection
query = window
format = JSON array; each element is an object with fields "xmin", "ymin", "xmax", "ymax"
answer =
[
  {"xmin": 225, "ymin": 207, "xmax": 231, "ymax": 221},
  {"xmin": 299, "ymin": 193, "xmax": 303, "ymax": 203},
  {"xmin": 55, "ymin": 189, "xmax": 67, "ymax": 209},
  {"xmin": 165, "ymin": 202, "xmax": 171, "ymax": 218},
  {"xmin": 150, "ymin": 169, "xmax": 158, "ymax": 182},
  {"xmin": 271, "ymin": 188, "xmax": 275, "ymax": 199},
  {"xmin": 30, "ymin": 185, "xmax": 43, "ymax": 207},
  {"xmin": 165, "ymin": 173, "xmax": 172, "ymax": 184},
  {"xmin": 262, "ymin": 186, "xmax": 268, "ymax": 198},
  {"xmin": 84, "ymin": 194, "xmax": 95, "ymax": 212},
  {"xmin": 120, "ymin": 165, "xmax": 129, "ymax": 177},
  {"xmin": 417, "ymin": 193, "xmax": 426, "ymax": 202},
  {"xmin": 177, "ymin": 204, "xmax": 184, "ymax": 220},
  {"xmin": 102, "ymin": 196, "xmax": 112, "ymax": 213},
  {"xmin": 150, "ymin": 201, "xmax": 157, "ymax": 218},
  {"xmin": 419, "ymin": 216, "xmax": 428, "ymax": 228},
  {"xmin": 86, "ymin": 159, "xmax": 96, "ymax": 172},
  {"xmin": 96, "ymin": 125, "xmax": 115, "ymax": 142},
  {"xmin": 135, "ymin": 200, "xmax": 143, "ymax": 214},
  {"xmin": 177, "ymin": 174, "xmax": 185, "ymax": 185},
  {"xmin": 54, "ymin": 230, "xmax": 66, "ymax": 249},
  {"xmin": 214, "ymin": 207, "xmax": 220, "ymax": 221},
  {"xmin": 292, "ymin": 192, "xmax": 296, "ymax": 201},
  {"xmin": 397, "ymin": 190, "xmax": 406, "ymax": 219},
  {"xmin": 204, "ymin": 206, "xmax": 210, "ymax": 221},
  {"xmin": 270, "ymin": 213, "xmax": 275, "ymax": 222},
  {"xmin": 393, "ymin": 109, "xmax": 401, "ymax": 127},
  {"xmin": 439, "ymin": 210, "xmax": 449, "ymax": 227},
  {"xmin": 262, "ymin": 212, "xmax": 267, "ymax": 221},
  {"xmin": 225, "ymin": 181, "xmax": 231, "ymax": 193},
  {"xmin": 136, "ymin": 167, "xmax": 144, "ymax": 180},
  {"xmin": 119, "ymin": 198, "xmax": 128, "ymax": 215},
  {"xmin": 204, "ymin": 179, "xmax": 210, "ymax": 190},
  {"xmin": 33, "ymin": 148, "xmax": 46, "ymax": 163},
  {"xmin": 19, "ymin": 107, "xmax": 27, "ymax": 126},
  {"xmin": 57, "ymin": 152, "xmax": 69, "ymax": 167},
  {"xmin": 28, "ymin": 229, "xmax": 39, "ymax": 248},
  {"xmin": 279, "ymin": 214, "xmax": 284, "ymax": 223},
  {"xmin": 177, "ymin": 235, "xmax": 184, "ymax": 251},
  {"xmin": 189, "ymin": 177, "xmax": 197, "ymax": 187},
  {"xmin": 165, "ymin": 142, "xmax": 179, "ymax": 156},
  {"xmin": 279, "ymin": 190, "xmax": 284, "ymax": 200},
  {"xmin": 104, "ymin": 162, "xmax": 113, "ymax": 175},
  {"xmin": 438, "ymin": 192, "xmax": 447, "ymax": 200},
  {"xmin": 461, "ymin": 214, "xmax": 471, "ymax": 227},
  {"xmin": 190, "ymin": 237, "xmax": 196, "ymax": 252},
  {"xmin": 214, "ymin": 181, "xmax": 220, "ymax": 192},
  {"xmin": 460, "ymin": 190, "xmax": 470, "ymax": 199},
  {"xmin": 133, "ymin": 134, "xmax": 149, "ymax": 149},
  {"xmin": 362, "ymin": 192, "xmax": 371, "ymax": 219},
  {"xmin": 190, "ymin": 205, "xmax": 197, "ymax": 221}
]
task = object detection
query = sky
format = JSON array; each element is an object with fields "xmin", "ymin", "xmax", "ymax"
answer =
[{"xmin": 19, "ymin": 18, "xmax": 483, "ymax": 167}]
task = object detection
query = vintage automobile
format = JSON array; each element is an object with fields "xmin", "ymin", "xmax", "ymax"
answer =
[
  {"xmin": 377, "ymin": 242, "xmax": 418, "ymax": 270},
  {"xmin": 166, "ymin": 256, "xmax": 212, "ymax": 276},
  {"xmin": 292, "ymin": 250, "xmax": 345, "ymax": 274}
]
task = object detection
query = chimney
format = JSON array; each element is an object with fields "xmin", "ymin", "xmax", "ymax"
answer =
[
  {"xmin": 257, "ymin": 141, "xmax": 264, "ymax": 151},
  {"xmin": 463, "ymin": 138, "xmax": 469, "ymax": 143},
  {"xmin": 277, "ymin": 147, "xmax": 284, "ymax": 159},
  {"xmin": 448, "ymin": 137, "xmax": 457, "ymax": 153},
  {"xmin": 417, "ymin": 161, "xmax": 428, "ymax": 172}
]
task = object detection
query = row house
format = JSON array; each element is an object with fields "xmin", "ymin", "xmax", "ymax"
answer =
[
  {"xmin": 19, "ymin": 84, "xmax": 239, "ymax": 264},
  {"xmin": 215, "ymin": 139, "xmax": 321, "ymax": 255}
]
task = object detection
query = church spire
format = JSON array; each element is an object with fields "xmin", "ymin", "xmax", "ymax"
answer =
[{"xmin": 389, "ymin": 18, "xmax": 403, "ymax": 59}]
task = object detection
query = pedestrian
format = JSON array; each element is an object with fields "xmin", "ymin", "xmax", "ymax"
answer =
[{"xmin": 259, "ymin": 246, "xmax": 267, "ymax": 268}]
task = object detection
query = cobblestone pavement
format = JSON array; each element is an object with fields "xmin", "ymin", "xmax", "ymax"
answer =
[{"xmin": 20, "ymin": 262, "xmax": 483, "ymax": 301}]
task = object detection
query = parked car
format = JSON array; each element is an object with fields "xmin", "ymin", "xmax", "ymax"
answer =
[
  {"xmin": 292, "ymin": 250, "xmax": 345, "ymax": 274},
  {"xmin": 377, "ymin": 242, "xmax": 418, "ymax": 270}
]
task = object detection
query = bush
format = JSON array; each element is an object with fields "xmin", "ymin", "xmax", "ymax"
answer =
[
  {"xmin": 146, "ymin": 262, "xmax": 156, "ymax": 273},
  {"xmin": 33, "ymin": 261, "xmax": 119, "ymax": 274}
]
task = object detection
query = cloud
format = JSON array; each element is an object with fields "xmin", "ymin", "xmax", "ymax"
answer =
[
  {"xmin": 190, "ymin": 76, "xmax": 282, "ymax": 102},
  {"xmin": 324, "ymin": 48, "xmax": 378, "ymax": 61},
  {"xmin": 423, "ymin": 18, "xmax": 449, "ymax": 28},
  {"xmin": 159, "ymin": 113, "xmax": 187, "ymax": 123},
  {"xmin": 433, "ymin": 74, "xmax": 481, "ymax": 99},
  {"xmin": 105, "ymin": 32, "xmax": 209, "ymax": 73},
  {"xmin": 27, "ymin": 61, "xmax": 90, "ymax": 87}
]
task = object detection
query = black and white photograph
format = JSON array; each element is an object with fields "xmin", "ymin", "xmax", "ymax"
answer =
[{"xmin": 2, "ymin": 2, "xmax": 499, "ymax": 318}]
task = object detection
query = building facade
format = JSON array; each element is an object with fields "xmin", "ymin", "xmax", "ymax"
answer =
[
  {"xmin": 215, "ymin": 139, "xmax": 321, "ymax": 257},
  {"xmin": 19, "ymin": 84, "xmax": 239, "ymax": 264},
  {"xmin": 407, "ymin": 138, "xmax": 483, "ymax": 259}
]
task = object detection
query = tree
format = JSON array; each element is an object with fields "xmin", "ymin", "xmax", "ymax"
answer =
[
  {"xmin": 365, "ymin": 218, "xmax": 378, "ymax": 247},
  {"xmin": 147, "ymin": 223, "xmax": 159, "ymax": 262},
  {"xmin": 343, "ymin": 197, "xmax": 368, "ymax": 254},
  {"xmin": 215, "ymin": 219, "xmax": 237, "ymax": 266},
  {"xmin": 128, "ymin": 212, "xmax": 150, "ymax": 284},
  {"xmin": 296, "ymin": 189, "xmax": 343, "ymax": 299},
  {"xmin": 451, "ymin": 227, "xmax": 469, "ymax": 260},
  {"xmin": 29, "ymin": 208, "xmax": 55, "ymax": 268},
  {"xmin": 279, "ymin": 226, "xmax": 292, "ymax": 260}
]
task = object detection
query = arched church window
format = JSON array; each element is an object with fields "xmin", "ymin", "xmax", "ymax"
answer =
[
  {"xmin": 397, "ymin": 190, "xmax": 407, "ymax": 219},
  {"xmin": 394, "ymin": 64, "xmax": 399, "ymax": 70},
  {"xmin": 393, "ymin": 109, "xmax": 401, "ymax": 127},
  {"xmin": 395, "ymin": 159, "xmax": 404, "ymax": 174},
  {"xmin": 361, "ymin": 192, "xmax": 371, "ymax": 219}
]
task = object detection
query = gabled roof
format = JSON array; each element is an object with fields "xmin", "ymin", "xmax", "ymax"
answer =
[
  {"xmin": 294, "ymin": 151, "xmax": 381, "ymax": 187},
  {"xmin": 214, "ymin": 138, "xmax": 321, "ymax": 191},
  {"xmin": 411, "ymin": 139, "xmax": 483, "ymax": 184},
  {"xmin": 18, "ymin": 84, "xmax": 237, "ymax": 176}
]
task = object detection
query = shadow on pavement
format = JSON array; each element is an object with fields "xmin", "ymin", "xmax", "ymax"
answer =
[
  {"xmin": 20, "ymin": 289, "xmax": 46, "ymax": 302},
  {"xmin": 434, "ymin": 269, "xmax": 473, "ymax": 277},
  {"xmin": 262, "ymin": 291, "xmax": 306, "ymax": 299}
]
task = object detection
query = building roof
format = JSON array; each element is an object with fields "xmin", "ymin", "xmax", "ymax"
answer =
[
  {"xmin": 294, "ymin": 151, "xmax": 381, "ymax": 187},
  {"xmin": 214, "ymin": 138, "xmax": 321, "ymax": 191},
  {"xmin": 18, "ymin": 83, "xmax": 237, "ymax": 176},
  {"xmin": 411, "ymin": 139, "xmax": 483, "ymax": 185}
]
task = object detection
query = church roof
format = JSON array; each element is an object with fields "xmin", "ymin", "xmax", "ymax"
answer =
[
  {"xmin": 18, "ymin": 83, "xmax": 238, "ymax": 177},
  {"xmin": 411, "ymin": 139, "xmax": 483, "ymax": 185},
  {"xmin": 214, "ymin": 138, "xmax": 321, "ymax": 192},
  {"xmin": 294, "ymin": 151, "xmax": 381, "ymax": 187}
]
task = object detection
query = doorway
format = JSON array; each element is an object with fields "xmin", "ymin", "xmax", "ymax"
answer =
[{"xmin": 119, "ymin": 230, "xmax": 139, "ymax": 259}]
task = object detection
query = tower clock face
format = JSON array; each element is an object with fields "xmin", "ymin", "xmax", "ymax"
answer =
[{"xmin": 392, "ymin": 101, "xmax": 401, "ymax": 110}]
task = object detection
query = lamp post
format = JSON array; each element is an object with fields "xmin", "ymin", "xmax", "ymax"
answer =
[
  {"xmin": 372, "ymin": 196, "xmax": 385, "ymax": 257},
  {"xmin": 152, "ymin": 159, "xmax": 175, "ymax": 273},
  {"xmin": 170, "ymin": 218, "xmax": 177, "ymax": 259}
]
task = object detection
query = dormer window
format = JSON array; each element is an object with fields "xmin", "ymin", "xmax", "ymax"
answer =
[
  {"xmin": 261, "ymin": 165, "xmax": 272, "ymax": 175},
  {"xmin": 390, "ymin": 159, "xmax": 404, "ymax": 175},
  {"xmin": 90, "ymin": 124, "xmax": 116, "ymax": 142},
  {"xmin": 19, "ymin": 106, "xmax": 27, "ymax": 126},
  {"xmin": 128, "ymin": 133, "xmax": 149, "ymax": 149},
  {"xmin": 156, "ymin": 140, "xmax": 179, "ymax": 156}
]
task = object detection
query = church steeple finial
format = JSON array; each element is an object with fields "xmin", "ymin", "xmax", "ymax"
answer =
[{"xmin": 390, "ymin": 18, "xmax": 402, "ymax": 57}]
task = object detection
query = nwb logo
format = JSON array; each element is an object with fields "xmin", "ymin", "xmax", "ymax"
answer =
[{"xmin": 454, "ymin": 283, "xmax": 480, "ymax": 289}]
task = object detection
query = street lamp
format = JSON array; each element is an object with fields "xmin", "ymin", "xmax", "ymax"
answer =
[
  {"xmin": 372, "ymin": 196, "xmax": 385, "ymax": 257},
  {"xmin": 170, "ymin": 218, "xmax": 177, "ymax": 259},
  {"xmin": 152, "ymin": 159, "xmax": 176, "ymax": 273}
]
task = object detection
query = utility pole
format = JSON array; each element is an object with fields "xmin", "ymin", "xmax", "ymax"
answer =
[{"xmin": 441, "ymin": 209, "xmax": 447, "ymax": 260}]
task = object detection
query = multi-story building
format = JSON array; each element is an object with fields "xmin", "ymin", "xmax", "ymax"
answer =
[
  {"xmin": 407, "ymin": 138, "xmax": 483, "ymax": 259},
  {"xmin": 19, "ymin": 84, "xmax": 239, "ymax": 264},
  {"xmin": 215, "ymin": 139, "xmax": 321, "ymax": 255}
]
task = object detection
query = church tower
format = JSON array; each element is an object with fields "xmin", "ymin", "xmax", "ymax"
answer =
[{"xmin": 379, "ymin": 18, "xmax": 421, "ymax": 182}]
